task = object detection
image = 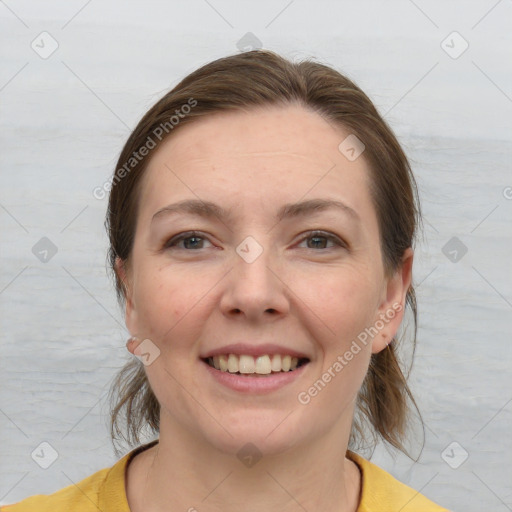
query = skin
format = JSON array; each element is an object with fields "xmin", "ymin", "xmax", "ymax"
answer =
[{"xmin": 116, "ymin": 104, "xmax": 413, "ymax": 512}]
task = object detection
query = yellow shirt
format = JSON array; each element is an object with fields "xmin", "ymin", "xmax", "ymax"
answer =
[{"xmin": 1, "ymin": 440, "xmax": 449, "ymax": 511}]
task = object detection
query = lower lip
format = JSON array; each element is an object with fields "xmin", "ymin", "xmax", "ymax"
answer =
[{"xmin": 201, "ymin": 359, "xmax": 308, "ymax": 394}]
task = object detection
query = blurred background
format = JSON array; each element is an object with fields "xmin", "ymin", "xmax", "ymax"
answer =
[{"xmin": 1, "ymin": 1, "xmax": 511, "ymax": 510}]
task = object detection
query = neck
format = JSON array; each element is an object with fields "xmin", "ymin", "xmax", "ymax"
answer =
[{"xmin": 127, "ymin": 413, "xmax": 361, "ymax": 512}]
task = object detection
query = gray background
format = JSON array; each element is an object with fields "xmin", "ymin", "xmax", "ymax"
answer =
[{"xmin": 1, "ymin": 1, "xmax": 511, "ymax": 511}]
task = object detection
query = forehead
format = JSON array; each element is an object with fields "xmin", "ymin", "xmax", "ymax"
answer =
[{"xmin": 139, "ymin": 104, "xmax": 375, "ymax": 225}]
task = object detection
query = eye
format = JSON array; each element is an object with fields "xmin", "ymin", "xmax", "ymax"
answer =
[
  {"xmin": 296, "ymin": 230, "xmax": 346, "ymax": 250},
  {"xmin": 164, "ymin": 231, "xmax": 213, "ymax": 250}
]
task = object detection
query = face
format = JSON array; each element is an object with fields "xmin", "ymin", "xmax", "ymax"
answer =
[{"xmin": 118, "ymin": 104, "xmax": 412, "ymax": 456}]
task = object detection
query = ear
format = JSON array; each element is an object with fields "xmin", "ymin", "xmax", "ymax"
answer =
[
  {"xmin": 371, "ymin": 247, "xmax": 414, "ymax": 354},
  {"xmin": 115, "ymin": 256, "xmax": 140, "ymax": 338}
]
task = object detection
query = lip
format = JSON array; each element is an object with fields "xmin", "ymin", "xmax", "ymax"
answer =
[
  {"xmin": 200, "ymin": 343, "xmax": 310, "ymax": 359},
  {"xmin": 201, "ymin": 358, "xmax": 309, "ymax": 394}
]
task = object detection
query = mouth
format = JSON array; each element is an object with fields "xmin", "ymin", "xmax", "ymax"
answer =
[{"xmin": 201, "ymin": 354, "xmax": 310, "ymax": 377}]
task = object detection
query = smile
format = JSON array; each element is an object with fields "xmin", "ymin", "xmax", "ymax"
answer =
[{"xmin": 202, "ymin": 354, "xmax": 310, "ymax": 376}]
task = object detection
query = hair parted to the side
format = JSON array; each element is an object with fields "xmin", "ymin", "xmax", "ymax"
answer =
[{"xmin": 106, "ymin": 49, "xmax": 424, "ymax": 459}]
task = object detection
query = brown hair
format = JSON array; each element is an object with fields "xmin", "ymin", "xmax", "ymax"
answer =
[{"xmin": 106, "ymin": 49, "xmax": 423, "ymax": 459}]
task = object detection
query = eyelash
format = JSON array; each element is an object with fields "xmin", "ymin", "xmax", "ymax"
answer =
[{"xmin": 164, "ymin": 230, "xmax": 347, "ymax": 251}]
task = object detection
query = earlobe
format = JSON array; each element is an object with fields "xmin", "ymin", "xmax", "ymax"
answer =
[
  {"xmin": 371, "ymin": 248, "xmax": 414, "ymax": 354},
  {"xmin": 126, "ymin": 336, "xmax": 143, "ymax": 356}
]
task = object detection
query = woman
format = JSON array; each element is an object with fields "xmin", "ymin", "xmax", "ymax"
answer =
[{"xmin": 2, "ymin": 49, "xmax": 449, "ymax": 511}]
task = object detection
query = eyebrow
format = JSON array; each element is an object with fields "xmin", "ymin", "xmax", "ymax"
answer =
[{"xmin": 151, "ymin": 198, "xmax": 360, "ymax": 223}]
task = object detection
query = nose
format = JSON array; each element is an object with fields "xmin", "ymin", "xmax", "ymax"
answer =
[{"xmin": 219, "ymin": 243, "xmax": 290, "ymax": 322}]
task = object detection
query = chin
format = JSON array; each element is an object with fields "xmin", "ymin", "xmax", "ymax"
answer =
[{"xmin": 198, "ymin": 412, "xmax": 309, "ymax": 459}]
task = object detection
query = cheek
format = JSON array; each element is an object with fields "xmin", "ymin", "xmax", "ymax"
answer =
[
  {"xmin": 132, "ymin": 264, "xmax": 216, "ymax": 348},
  {"xmin": 298, "ymin": 271, "xmax": 377, "ymax": 412},
  {"xmin": 293, "ymin": 266, "xmax": 380, "ymax": 344}
]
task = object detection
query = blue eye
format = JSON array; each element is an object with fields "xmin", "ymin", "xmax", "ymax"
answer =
[
  {"xmin": 165, "ymin": 231, "xmax": 213, "ymax": 250},
  {"xmin": 164, "ymin": 230, "xmax": 346, "ymax": 252},
  {"xmin": 298, "ymin": 231, "xmax": 345, "ymax": 250}
]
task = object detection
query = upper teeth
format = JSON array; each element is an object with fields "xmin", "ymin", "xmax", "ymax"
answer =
[{"xmin": 208, "ymin": 354, "xmax": 300, "ymax": 374}]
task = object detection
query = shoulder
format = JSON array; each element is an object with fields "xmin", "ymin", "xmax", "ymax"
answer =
[
  {"xmin": 0, "ymin": 466, "xmax": 114, "ymax": 512},
  {"xmin": 0, "ymin": 442, "xmax": 155, "ymax": 512},
  {"xmin": 347, "ymin": 451, "xmax": 450, "ymax": 512}
]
